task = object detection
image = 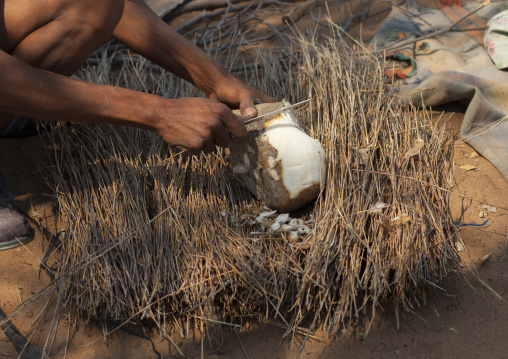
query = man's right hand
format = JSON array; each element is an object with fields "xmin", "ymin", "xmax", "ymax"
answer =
[
  {"xmin": 151, "ymin": 97, "xmax": 249, "ymax": 155},
  {"xmin": 0, "ymin": 48, "xmax": 248, "ymax": 155}
]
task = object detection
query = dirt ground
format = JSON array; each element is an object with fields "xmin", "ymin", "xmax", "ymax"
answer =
[{"xmin": 2, "ymin": 2, "xmax": 508, "ymax": 358}]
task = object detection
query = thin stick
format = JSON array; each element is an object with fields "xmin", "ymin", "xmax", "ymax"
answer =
[
  {"xmin": 234, "ymin": 331, "xmax": 250, "ymax": 359},
  {"xmin": 176, "ymin": 1, "xmax": 280, "ymax": 33},
  {"xmin": 373, "ymin": 0, "xmax": 491, "ymax": 53},
  {"xmin": 0, "ymin": 307, "xmax": 50, "ymax": 359}
]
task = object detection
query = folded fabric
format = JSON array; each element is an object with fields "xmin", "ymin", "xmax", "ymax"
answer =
[
  {"xmin": 484, "ymin": 9, "xmax": 508, "ymax": 69},
  {"xmin": 143, "ymin": 0, "xmax": 185, "ymax": 18},
  {"xmin": 369, "ymin": 0, "xmax": 508, "ymax": 91},
  {"xmin": 369, "ymin": 0, "xmax": 508, "ymax": 180},
  {"xmin": 406, "ymin": 71, "xmax": 508, "ymax": 180}
]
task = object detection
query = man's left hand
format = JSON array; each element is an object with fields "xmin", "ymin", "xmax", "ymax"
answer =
[{"xmin": 209, "ymin": 75, "xmax": 275, "ymax": 118}]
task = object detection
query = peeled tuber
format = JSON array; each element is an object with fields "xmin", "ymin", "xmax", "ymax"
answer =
[{"xmin": 230, "ymin": 101, "xmax": 327, "ymax": 212}]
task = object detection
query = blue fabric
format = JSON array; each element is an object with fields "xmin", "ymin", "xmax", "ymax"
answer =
[
  {"xmin": 0, "ymin": 171, "xmax": 13, "ymax": 204},
  {"xmin": 0, "ymin": 115, "xmax": 43, "ymax": 138}
]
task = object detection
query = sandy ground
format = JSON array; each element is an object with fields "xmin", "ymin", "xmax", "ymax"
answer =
[{"xmin": 2, "ymin": 2, "xmax": 508, "ymax": 358}]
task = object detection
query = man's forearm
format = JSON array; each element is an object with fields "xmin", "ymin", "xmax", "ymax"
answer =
[
  {"xmin": 0, "ymin": 48, "xmax": 250, "ymax": 154},
  {"xmin": 113, "ymin": 0, "xmax": 233, "ymax": 98},
  {"xmin": 0, "ymin": 50, "xmax": 158, "ymax": 129}
]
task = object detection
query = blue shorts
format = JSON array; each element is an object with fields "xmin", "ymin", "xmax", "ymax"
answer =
[{"xmin": 0, "ymin": 116, "xmax": 46, "ymax": 138}]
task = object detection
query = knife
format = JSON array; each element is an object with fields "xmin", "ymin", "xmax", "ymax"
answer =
[{"xmin": 243, "ymin": 98, "xmax": 311, "ymax": 125}]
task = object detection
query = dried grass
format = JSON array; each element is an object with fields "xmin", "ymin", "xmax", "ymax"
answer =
[{"xmin": 43, "ymin": 27, "xmax": 459, "ymax": 344}]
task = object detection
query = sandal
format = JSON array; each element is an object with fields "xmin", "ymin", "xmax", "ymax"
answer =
[{"xmin": 0, "ymin": 172, "xmax": 34, "ymax": 250}]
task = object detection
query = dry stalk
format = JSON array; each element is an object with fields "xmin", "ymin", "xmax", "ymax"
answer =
[{"xmin": 41, "ymin": 24, "xmax": 460, "ymax": 351}]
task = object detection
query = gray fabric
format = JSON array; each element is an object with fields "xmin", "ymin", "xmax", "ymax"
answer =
[
  {"xmin": 0, "ymin": 203, "xmax": 34, "ymax": 249},
  {"xmin": 370, "ymin": 0, "xmax": 508, "ymax": 180},
  {"xmin": 406, "ymin": 71, "xmax": 508, "ymax": 180},
  {"xmin": 143, "ymin": 0, "xmax": 186, "ymax": 18}
]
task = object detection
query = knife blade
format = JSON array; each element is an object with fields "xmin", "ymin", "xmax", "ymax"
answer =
[{"xmin": 243, "ymin": 99, "xmax": 311, "ymax": 125}]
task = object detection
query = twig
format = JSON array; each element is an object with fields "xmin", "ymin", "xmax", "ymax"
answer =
[
  {"xmin": 167, "ymin": 0, "xmax": 249, "ymax": 19},
  {"xmin": 282, "ymin": 0, "xmax": 325, "ymax": 25},
  {"xmin": 450, "ymin": 26, "xmax": 487, "ymax": 31},
  {"xmin": 0, "ymin": 307, "xmax": 50, "ymax": 359},
  {"xmin": 176, "ymin": 1, "xmax": 280, "ymax": 33},
  {"xmin": 233, "ymin": 331, "xmax": 250, "ymax": 359},
  {"xmin": 388, "ymin": 0, "xmax": 437, "ymax": 31},
  {"xmin": 373, "ymin": 0, "xmax": 492, "ymax": 53}
]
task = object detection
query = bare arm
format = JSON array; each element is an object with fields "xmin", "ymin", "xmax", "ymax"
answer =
[
  {"xmin": 0, "ymin": 50, "xmax": 245, "ymax": 153},
  {"xmin": 0, "ymin": 49, "xmax": 152, "ymax": 128},
  {"xmin": 113, "ymin": 0, "xmax": 273, "ymax": 115},
  {"xmin": 0, "ymin": 0, "xmax": 272, "ymax": 154}
]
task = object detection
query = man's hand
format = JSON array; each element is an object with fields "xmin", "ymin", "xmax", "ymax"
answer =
[
  {"xmin": 154, "ymin": 78, "xmax": 274, "ymax": 155},
  {"xmin": 152, "ymin": 97, "xmax": 249, "ymax": 155},
  {"xmin": 114, "ymin": 0, "xmax": 275, "ymax": 118},
  {"xmin": 206, "ymin": 75, "xmax": 275, "ymax": 161},
  {"xmin": 112, "ymin": 0, "xmax": 275, "ymax": 154},
  {"xmin": 208, "ymin": 75, "xmax": 275, "ymax": 117}
]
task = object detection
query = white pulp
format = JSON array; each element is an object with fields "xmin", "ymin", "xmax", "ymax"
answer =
[{"xmin": 262, "ymin": 111, "xmax": 326, "ymax": 199}]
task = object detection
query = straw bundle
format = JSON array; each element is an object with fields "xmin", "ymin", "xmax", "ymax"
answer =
[{"xmin": 45, "ymin": 31, "xmax": 459, "ymax": 339}]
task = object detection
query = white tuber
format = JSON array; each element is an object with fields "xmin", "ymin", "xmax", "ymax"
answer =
[{"xmin": 230, "ymin": 101, "xmax": 327, "ymax": 212}]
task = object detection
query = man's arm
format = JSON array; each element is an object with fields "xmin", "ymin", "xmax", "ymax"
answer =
[
  {"xmin": 0, "ymin": 49, "xmax": 246, "ymax": 153},
  {"xmin": 113, "ymin": 0, "xmax": 273, "ymax": 116},
  {"xmin": 0, "ymin": 0, "xmax": 272, "ymax": 154},
  {"xmin": 0, "ymin": 49, "xmax": 149, "ymax": 127}
]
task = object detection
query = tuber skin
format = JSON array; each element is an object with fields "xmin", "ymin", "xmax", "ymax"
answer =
[{"xmin": 230, "ymin": 102, "xmax": 327, "ymax": 212}]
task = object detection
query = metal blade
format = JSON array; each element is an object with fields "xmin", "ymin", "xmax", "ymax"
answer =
[{"xmin": 243, "ymin": 99, "xmax": 311, "ymax": 125}]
